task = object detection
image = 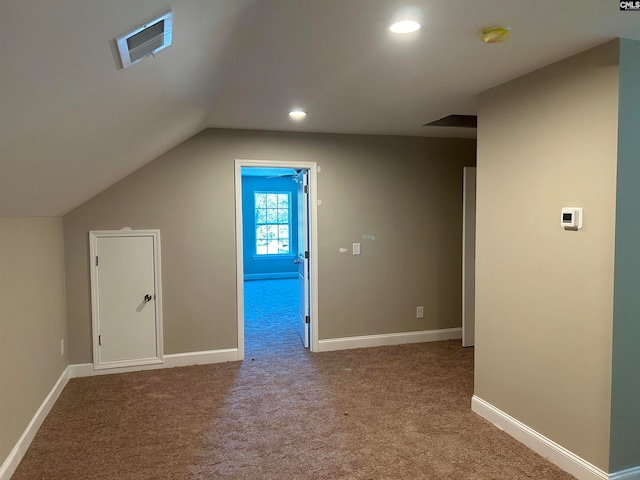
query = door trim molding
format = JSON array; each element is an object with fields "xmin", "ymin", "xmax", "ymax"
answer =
[
  {"xmin": 89, "ymin": 229, "xmax": 164, "ymax": 370},
  {"xmin": 462, "ymin": 167, "xmax": 476, "ymax": 347},
  {"xmin": 234, "ymin": 159, "xmax": 320, "ymax": 358}
]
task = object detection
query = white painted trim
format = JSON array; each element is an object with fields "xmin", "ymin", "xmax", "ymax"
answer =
[
  {"xmin": 92, "ymin": 357, "xmax": 163, "ymax": 371},
  {"xmin": 234, "ymin": 162, "xmax": 246, "ymax": 360},
  {"xmin": 610, "ymin": 467, "xmax": 640, "ymax": 480},
  {"xmin": 472, "ymin": 395, "xmax": 608, "ymax": 480},
  {"xmin": 244, "ymin": 272, "xmax": 298, "ymax": 281},
  {"xmin": 462, "ymin": 166, "xmax": 476, "ymax": 347},
  {"xmin": 234, "ymin": 159, "xmax": 320, "ymax": 355},
  {"xmin": 0, "ymin": 348, "xmax": 238, "ymax": 478},
  {"xmin": 89, "ymin": 229, "xmax": 164, "ymax": 370},
  {"xmin": 6, "ymin": 353, "xmax": 635, "ymax": 480},
  {"xmin": 0, "ymin": 366, "xmax": 70, "ymax": 480},
  {"xmin": 316, "ymin": 328, "xmax": 462, "ymax": 352},
  {"xmin": 69, "ymin": 348, "xmax": 240, "ymax": 377}
]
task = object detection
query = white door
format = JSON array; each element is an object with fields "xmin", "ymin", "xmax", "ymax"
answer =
[
  {"xmin": 462, "ymin": 167, "xmax": 476, "ymax": 347},
  {"xmin": 297, "ymin": 170, "xmax": 311, "ymax": 348},
  {"xmin": 235, "ymin": 159, "xmax": 319, "ymax": 357},
  {"xmin": 90, "ymin": 230, "xmax": 163, "ymax": 369}
]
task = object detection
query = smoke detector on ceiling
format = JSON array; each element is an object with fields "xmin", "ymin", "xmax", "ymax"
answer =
[
  {"xmin": 116, "ymin": 10, "xmax": 173, "ymax": 69},
  {"xmin": 480, "ymin": 27, "xmax": 510, "ymax": 44}
]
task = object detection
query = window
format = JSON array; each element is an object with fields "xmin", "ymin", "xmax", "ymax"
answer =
[{"xmin": 255, "ymin": 192, "xmax": 290, "ymax": 255}]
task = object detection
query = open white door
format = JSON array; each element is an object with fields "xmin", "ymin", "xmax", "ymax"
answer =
[
  {"xmin": 462, "ymin": 167, "xmax": 476, "ymax": 347},
  {"xmin": 297, "ymin": 170, "xmax": 310, "ymax": 348},
  {"xmin": 235, "ymin": 159, "xmax": 319, "ymax": 356},
  {"xmin": 89, "ymin": 230, "xmax": 163, "ymax": 369}
]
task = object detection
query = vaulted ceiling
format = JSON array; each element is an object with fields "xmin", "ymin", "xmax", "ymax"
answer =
[{"xmin": 1, "ymin": 0, "xmax": 638, "ymax": 216}]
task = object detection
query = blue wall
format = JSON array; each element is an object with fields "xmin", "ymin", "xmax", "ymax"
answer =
[
  {"xmin": 242, "ymin": 175, "xmax": 299, "ymax": 279},
  {"xmin": 610, "ymin": 38, "xmax": 640, "ymax": 473}
]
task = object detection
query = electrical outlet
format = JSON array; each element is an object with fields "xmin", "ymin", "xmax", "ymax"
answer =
[
  {"xmin": 60, "ymin": 339, "xmax": 64, "ymax": 356},
  {"xmin": 416, "ymin": 306, "xmax": 424, "ymax": 318},
  {"xmin": 353, "ymin": 243, "xmax": 361, "ymax": 255}
]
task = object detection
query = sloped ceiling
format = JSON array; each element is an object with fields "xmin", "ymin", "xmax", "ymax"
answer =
[{"xmin": 1, "ymin": 0, "xmax": 638, "ymax": 216}]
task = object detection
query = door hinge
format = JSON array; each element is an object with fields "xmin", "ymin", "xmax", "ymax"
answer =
[
  {"xmin": 304, "ymin": 251, "xmax": 309, "ymax": 259},
  {"xmin": 305, "ymin": 315, "xmax": 310, "ymax": 324},
  {"xmin": 98, "ymin": 334, "xmax": 102, "ymax": 346},
  {"xmin": 95, "ymin": 256, "xmax": 99, "ymax": 266},
  {"xmin": 304, "ymin": 185, "xmax": 309, "ymax": 194}
]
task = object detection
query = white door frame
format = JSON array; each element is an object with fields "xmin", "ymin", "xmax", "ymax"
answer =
[
  {"xmin": 296, "ymin": 170, "xmax": 311, "ymax": 348},
  {"xmin": 462, "ymin": 167, "xmax": 476, "ymax": 347},
  {"xmin": 235, "ymin": 159, "xmax": 319, "ymax": 358},
  {"xmin": 89, "ymin": 229, "xmax": 164, "ymax": 369}
]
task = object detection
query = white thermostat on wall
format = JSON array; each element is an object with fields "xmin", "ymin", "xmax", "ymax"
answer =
[{"xmin": 561, "ymin": 207, "xmax": 583, "ymax": 230}]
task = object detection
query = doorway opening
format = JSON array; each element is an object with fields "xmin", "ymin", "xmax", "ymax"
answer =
[{"xmin": 234, "ymin": 160, "xmax": 319, "ymax": 360}]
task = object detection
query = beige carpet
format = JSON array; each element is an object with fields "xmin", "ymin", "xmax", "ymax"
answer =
[
  {"xmin": 13, "ymin": 280, "xmax": 575, "ymax": 479},
  {"xmin": 12, "ymin": 341, "xmax": 575, "ymax": 479}
]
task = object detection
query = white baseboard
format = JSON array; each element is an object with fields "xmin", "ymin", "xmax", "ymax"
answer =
[
  {"xmin": 4, "ymin": 347, "xmax": 636, "ymax": 480},
  {"xmin": 1, "ymin": 348, "xmax": 239, "ymax": 478},
  {"xmin": 472, "ymin": 395, "xmax": 608, "ymax": 480},
  {"xmin": 69, "ymin": 348, "xmax": 240, "ymax": 377},
  {"xmin": 244, "ymin": 272, "xmax": 298, "ymax": 281},
  {"xmin": 610, "ymin": 467, "xmax": 640, "ymax": 480},
  {"xmin": 0, "ymin": 366, "xmax": 71, "ymax": 480},
  {"xmin": 317, "ymin": 327, "xmax": 462, "ymax": 352}
]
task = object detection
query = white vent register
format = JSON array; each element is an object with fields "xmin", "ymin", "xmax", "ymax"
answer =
[{"xmin": 116, "ymin": 11, "xmax": 173, "ymax": 69}]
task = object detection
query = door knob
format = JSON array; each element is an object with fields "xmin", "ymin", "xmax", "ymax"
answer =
[
  {"xmin": 293, "ymin": 259, "xmax": 300, "ymax": 264},
  {"xmin": 144, "ymin": 294, "xmax": 153, "ymax": 302}
]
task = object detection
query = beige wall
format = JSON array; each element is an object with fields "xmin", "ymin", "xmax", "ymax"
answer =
[
  {"xmin": 64, "ymin": 129, "xmax": 476, "ymax": 364},
  {"xmin": 0, "ymin": 218, "xmax": 68, "ymax": 464},
  {"xmin": 475, "ymin": 41, "xmax": 619, "ymax": 470}
]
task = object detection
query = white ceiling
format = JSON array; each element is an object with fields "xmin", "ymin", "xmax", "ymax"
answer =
[{"xmin": 1, "ymin": 0, "xmax": 638, "ymax": 217}]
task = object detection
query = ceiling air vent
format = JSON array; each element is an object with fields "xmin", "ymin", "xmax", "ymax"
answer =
[
  {"xmin": 116, "ymin": 10, "xmax": 173, "ymax": 69},
  {"xmin": 423, "ymin": 115, "xmax": 477, "ymax": 128}
]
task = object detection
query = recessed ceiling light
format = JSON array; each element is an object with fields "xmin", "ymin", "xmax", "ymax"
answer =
[
  {"xmin": 289, "ymin": 110, "xmax": 307, "ymax": 120},
  {"xmin": 389, "ymin": 20, "xmax": 421, "ymax": 34}
]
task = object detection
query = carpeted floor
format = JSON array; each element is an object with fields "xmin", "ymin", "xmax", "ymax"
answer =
[
  {"xmin": 243, "ymin": 278, "xmax": 303, "ymax": 356},
  {"xmin": 12, "ymin": 279, "xmax": 575, "ymax": 479}
]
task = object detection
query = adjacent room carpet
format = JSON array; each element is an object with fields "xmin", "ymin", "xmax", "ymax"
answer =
[{"xmin": 12, "ymin": 279, "xmax": 575, "ymax": 479}]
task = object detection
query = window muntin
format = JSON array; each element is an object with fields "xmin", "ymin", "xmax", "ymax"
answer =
[{"xmin": 255, "ymin": 192, "xmax": 290, "ymax": 255}]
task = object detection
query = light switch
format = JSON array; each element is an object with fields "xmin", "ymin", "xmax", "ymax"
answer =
[{"xmin": 353, "ymin": 243, "xmax": 361, "ymax": 255}]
